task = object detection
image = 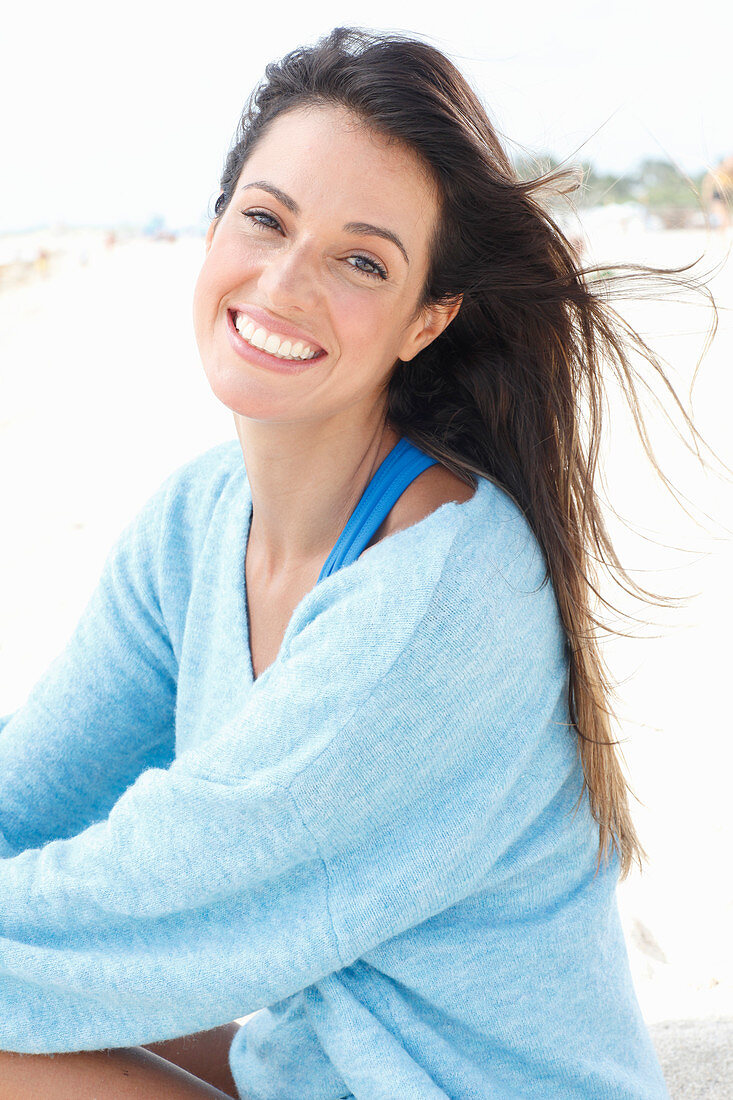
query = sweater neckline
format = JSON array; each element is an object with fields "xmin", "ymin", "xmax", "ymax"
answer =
[{"xmin": 234, "ymin": 462, "xmax": 487, "ymax": 687}]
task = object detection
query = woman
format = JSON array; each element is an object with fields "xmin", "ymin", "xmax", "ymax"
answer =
[{"xmin": 0, "ymin": 25, "xmax": 717, "ymax": 1099}]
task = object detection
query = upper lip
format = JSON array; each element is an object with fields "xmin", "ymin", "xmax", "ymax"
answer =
[{"xmin": 229, "ymin": 304, "xmax": 326, "ymax": 354}]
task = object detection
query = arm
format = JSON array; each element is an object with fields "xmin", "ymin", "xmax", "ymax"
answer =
[
  {"xmin": 0, "ymin": 501, "xmax": 568, "ymax": 1080},
  {"xmin": 143, "ymin": 1021, "xmax": 242, "ymax": 1097},
  {"xmin": 0, "ymin": 1046, "xmax": 239, "ymax": 1099},
  {"xmin": 0, "ymin": 470, "xmax": 178, "ymax": 856}
]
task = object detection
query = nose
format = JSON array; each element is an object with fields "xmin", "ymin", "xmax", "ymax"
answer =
[{"xmin": 256, "ymin": 239, "xmax": 320, "ymax": 314}]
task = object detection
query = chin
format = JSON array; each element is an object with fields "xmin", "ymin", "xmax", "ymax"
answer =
[{"xmin": 201, "ymin": 360, "xmax": 301, "ymax": 420}]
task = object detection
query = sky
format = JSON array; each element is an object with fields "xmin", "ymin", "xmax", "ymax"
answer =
[{"xmin": 1, "ymin": 0, "xmax": 730, "ymax": 233}]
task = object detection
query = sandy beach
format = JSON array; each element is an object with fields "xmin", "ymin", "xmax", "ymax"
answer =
[{"xmin": 1, "ymin": 221, "xmax": 731, "ymax": 1040}]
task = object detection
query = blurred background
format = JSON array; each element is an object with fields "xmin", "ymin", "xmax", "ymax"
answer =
[{"xmin": 1, "ymin": 0, "xmax": 731, "ymax": 1045}]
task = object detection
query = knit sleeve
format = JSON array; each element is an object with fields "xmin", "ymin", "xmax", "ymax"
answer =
[
  {"xmin": 0, "ymin": 472, "xmax": 178, "ymax": 857},
  {"xmin": 0, "ymin": 501, "xmax": 570, "ymax": 1056}
]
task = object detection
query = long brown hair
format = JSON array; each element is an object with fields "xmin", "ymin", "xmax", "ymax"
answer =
[{"xmin": 212, "ymin": 26, "xmax": 727, "ymax": 880}]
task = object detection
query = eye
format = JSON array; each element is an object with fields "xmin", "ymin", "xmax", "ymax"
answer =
[
  {"xmin": 347, "ymin": 254, "xmax": 388, "ymax": 280},
  {"xmin": 242, "ymin": 209, "xmax": 281, "ymax": 232},
  {"xmin": 240, "ymin": 210, "xmax": 388, "ymax": 281}
]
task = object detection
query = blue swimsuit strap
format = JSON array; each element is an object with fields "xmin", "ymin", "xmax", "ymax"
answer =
[{"xmin": 317, "ymin": 436, "xmax": 439, "ymax": 582}]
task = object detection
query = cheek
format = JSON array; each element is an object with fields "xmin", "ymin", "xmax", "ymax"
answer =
[
  {"xmin": 195, "ymin": 236, "xmax": 261, "ymax": 302},
  {"xmin": 192, "ymin": 246, "xmax": 245, "ymax": 337},
  {"xmin": 191, "ymin": 267, "xmax": 214, "ymax": 354},
  {"xmin": 192, "ymin": 264, "xmax": 208, "ymax": 321},
  {"xmin": 193, "ymin": 246, "xmax": 220, "ymax": 307},
  {"xmin": 330, "ymin": 286, "xmax": 402, "ymax": 358}
]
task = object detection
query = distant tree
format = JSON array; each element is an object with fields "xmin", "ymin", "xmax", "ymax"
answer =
[
  {"xmin": 510, "ymin": 152, "xmax": 582, "ymax": 215},
  {"xmin": 510, "ymin": 152, "xmax": 707, "ymax": 217},
  {"xmin": 574, "ymin": 163, "xmax": 636, "ymax": 207},
  {"xmin": 634, "ymin": 158, "xmax": 706, "ymax": 210},
  {"xmin": 511, "ymin": 152, "xmax": 562, "ymax": 180}
]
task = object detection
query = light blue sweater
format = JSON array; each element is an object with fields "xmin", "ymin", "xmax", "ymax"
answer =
[{"xmin": 0, "ymin": 439, "xmax": 670, "ymax": 1099}]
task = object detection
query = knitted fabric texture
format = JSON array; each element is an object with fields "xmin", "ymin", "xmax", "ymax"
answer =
[{"xmin": 0, "ymin": 440, "xmax": 670, "ymax": 1099}]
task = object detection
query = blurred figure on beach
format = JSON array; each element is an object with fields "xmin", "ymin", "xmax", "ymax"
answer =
[
  {"xmin": 702, "ymin": 154, "xmax": 733, "ymax": 229},
  {"xmin": 34, "ymin": 248, "xmax": 49, "ymax": 277}
]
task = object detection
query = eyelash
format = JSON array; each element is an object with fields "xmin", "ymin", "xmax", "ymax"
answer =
[{"xmin": 241, "ymin": 210, "xmax": 389, "ymax": 281}]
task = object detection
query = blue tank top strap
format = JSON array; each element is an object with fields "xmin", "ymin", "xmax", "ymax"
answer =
[{"xmin": 317, "ymin": 437, "xmax": 439, "ymax": 582}]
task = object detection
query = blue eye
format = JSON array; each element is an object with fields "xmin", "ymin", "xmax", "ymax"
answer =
[
  {"xmin": 348, "ymin": 254, "xmax": 388, "ymax": 280},
  {"xmin": 242, "ymin": 210, "xmax": 280, "ymax": 231},
  {"xmin": 241, "ymin": 210, "xmax": 388, "ymax": 281}
]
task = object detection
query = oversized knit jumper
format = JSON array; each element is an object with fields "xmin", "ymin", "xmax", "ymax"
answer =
[{"xmin": 0, "ymin": 438, "xmax": 670, "ymax": 1099}]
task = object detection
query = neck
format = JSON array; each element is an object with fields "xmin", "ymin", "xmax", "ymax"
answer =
[{"xmin": 235, "ymin": 408, "xmax": 402, "ymax": 580}]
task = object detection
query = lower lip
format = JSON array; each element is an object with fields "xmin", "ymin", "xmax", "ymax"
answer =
[{"xmin": 225, "ymin": 310, "xmax": 326, "ymax": 374}]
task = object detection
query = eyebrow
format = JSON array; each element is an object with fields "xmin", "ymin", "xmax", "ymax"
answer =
[{"xmin": 238, "ymin": 180, "xmax": 410, "ymax": 266}]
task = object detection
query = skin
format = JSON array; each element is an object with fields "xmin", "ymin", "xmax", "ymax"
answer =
[
  {"xmin": 192, "ymin": 103, "xmax": 462, "ymax": 584},
  {"xmin": 0, "ymin": 1023, "xmax": 243, "ymax": 1098},
  {"xmin": 0, "ymin": 103, "xmax": 464, "ymax": 1096}
]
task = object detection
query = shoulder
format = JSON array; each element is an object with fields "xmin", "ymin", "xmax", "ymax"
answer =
[
  {"xmin": 372, "ymin": 460, "xmax": 545, "ymax": 593},
  {"xmin": 381, "ymin": 463, "xmax": 476, "ymax": 539},
  {"xmin": 114, "ymin": 440, "xmax": 243, "ymax": 575},
  {"xmin": 287, "ymin": 471, "xmax": 560, "ymax": 665},
  {"xmin": 421, "ymin": 466, "xmax": 552, "ymax": 607},
  {"xmin": 450, "ymin": 475, "xmax": 557, "ymax": 618},
  {"xmin": 415, "ymin": 472, "xmax": 566, "ymax": 677},
  {"xmin": 451, "ymin": 477, "xmax": 567, "ymax": 676},
  {"xmin": 162, "ymin": 439, "xmax": 243, "ymax": 500},
  {"xmin": 151, "ymin": 439, "xmax": 243, "ymax": 532}
]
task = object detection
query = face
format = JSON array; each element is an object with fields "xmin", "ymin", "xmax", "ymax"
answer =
[{"xmin": 192, "ymin": 104, "xmax": 461, "ymax": 428}]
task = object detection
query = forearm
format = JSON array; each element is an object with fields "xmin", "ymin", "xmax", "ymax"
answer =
[
  {"xmin": 143, "ymin": 1022, "xmax": 242, "ymax": 1097},
  {"xmin": 0, "ymin": 1046, "xmax": 236, "ymax": 1099}
]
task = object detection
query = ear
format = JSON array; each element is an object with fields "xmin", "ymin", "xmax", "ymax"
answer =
[{"xmin": 398, "ymin": 294, "xmax": 463, "ymax": 363}]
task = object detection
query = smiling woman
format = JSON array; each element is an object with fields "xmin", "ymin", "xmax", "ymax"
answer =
[
  {"xmin": 0, "ymin": 22, "xmax": 721, "ymax": 1100},
  {"xmin": 192, "ymin": 101, "xmax": 457, "ymax": 445}
]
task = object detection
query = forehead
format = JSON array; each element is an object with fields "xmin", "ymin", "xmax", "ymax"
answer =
[{"xmin": 236, "ymin": 104, "xmax": 439, "ymax": 252}]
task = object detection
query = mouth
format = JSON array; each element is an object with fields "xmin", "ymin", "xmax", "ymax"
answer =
[{"xmin": 228, "ymin": 309, "xmax": 326, "ymax": 363}]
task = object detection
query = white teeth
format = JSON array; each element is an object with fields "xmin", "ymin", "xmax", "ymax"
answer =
[{"xmin": 234, "ymin": 312, "xmax": 320, "ymax": 361}]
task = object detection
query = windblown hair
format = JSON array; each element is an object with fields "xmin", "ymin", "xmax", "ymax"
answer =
[{"xmin": 212, "ymin": 26, "xmax": 725, "ymax": 880}]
